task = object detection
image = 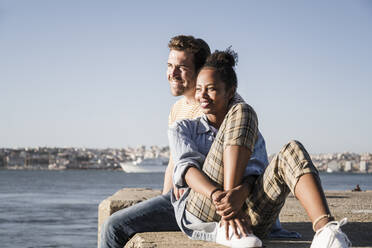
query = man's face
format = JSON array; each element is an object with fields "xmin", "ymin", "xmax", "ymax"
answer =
[{"xmin": 167, "ymin": 50, "xmax": 197, "ymax": 97}]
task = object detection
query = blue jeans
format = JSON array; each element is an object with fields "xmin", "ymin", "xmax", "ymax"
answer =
[{"xmin": 99, "ymin": 192, "xmax": 179, "ymax": 248}]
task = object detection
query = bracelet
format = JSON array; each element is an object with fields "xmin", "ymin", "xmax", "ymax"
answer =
[
  {"xmin": 312, "ymin": 214, "xmax": 334, "ymax": 231},
  {"xmin": 210, "ymin": 187, "xmax": 221, "ymax": 199}
]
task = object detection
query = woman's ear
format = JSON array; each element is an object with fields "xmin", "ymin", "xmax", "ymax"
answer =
[{"xmin": 228, "ymin": 86, "xmax": 236, "ymax": 100}]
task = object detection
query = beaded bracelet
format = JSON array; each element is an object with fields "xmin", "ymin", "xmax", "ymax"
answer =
[{"xmin": 312, "ymin": 214, "xmax": 334, "ymax": 231}]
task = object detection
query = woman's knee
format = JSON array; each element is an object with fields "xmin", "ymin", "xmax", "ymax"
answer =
[
  {"xmin": 278, "ymin": 140, "xmax": 310, "ymax": 162},
  {"xmin": 277, "ymin": 140, "xmax": 318, "ymax": 186},
  {"xmin": 281, "ymin": 140, "xmax": 303, "ymax": 151}
]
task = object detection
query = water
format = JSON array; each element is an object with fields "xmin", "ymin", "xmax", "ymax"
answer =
[{"xmin": 0, "ymin": 170, "xmax": 371, "ymax": 248}]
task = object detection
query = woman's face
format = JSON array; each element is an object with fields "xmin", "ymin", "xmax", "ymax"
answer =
[{"xmin": 195, "ymin": 68, "xmax": 233, "ymax": 118}]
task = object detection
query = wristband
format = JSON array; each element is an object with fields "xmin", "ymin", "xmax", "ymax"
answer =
[{"xmin": 210, "ymin": 187, "xmax": 221, "ymax": 199}]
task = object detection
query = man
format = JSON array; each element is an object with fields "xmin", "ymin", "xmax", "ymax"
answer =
[
  {"xmin": 100, "ymin": 35, "xmax": 211, "ymax": 248},
  {"xmin": 162, "ymin": 35, "xmax": 211, "ymax": 196},
  {"xmin": 100, "ymin": 35, "xmax": 293, "ymax": 248}
]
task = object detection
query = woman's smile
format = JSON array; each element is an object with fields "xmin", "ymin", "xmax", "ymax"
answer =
[{"xmin": 195, "ymin": 68, "xmax": 233, "ymax": 127}]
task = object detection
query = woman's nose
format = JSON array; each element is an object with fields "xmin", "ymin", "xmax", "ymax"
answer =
[{"xmin": 201, "ymin": 88, "xmax": 208, "ymax": 97}]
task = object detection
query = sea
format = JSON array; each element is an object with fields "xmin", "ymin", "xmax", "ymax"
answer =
[{"xmin": 0, "ymin": 170, "xmax": 371, "ymax": 248}]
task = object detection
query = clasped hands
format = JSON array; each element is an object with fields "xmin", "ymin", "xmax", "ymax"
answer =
[
  {"xmin": 211, "ymin": 184, "xmax": 252, "ymax": 240},
  {"xmin": 173, "ymin": 184, "xmax": 252, "ymax": 239}
]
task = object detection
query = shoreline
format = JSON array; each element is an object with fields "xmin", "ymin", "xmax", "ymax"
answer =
[{"xmin": 0, "ymin": 167, "xmax": 371, "ymax": 174}]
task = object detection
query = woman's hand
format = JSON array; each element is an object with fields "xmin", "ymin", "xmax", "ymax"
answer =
[
  {"xmin": 219, "ymin": 210, "xmax": 252, "ymax": 239},
  {"xmin": 213, "ymin": 184, "xmax": 249, "ymax": 220}
]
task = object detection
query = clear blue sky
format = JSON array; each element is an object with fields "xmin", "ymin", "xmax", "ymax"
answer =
[{"xmin": 1, "ymin": 0, "xmax": 371, "ymax": 154}]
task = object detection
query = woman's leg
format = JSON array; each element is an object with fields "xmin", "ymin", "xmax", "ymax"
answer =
[
  {"xmin": 246, "ymin": 140, "xmax": 330, "ymax": 238},
  {"xmin": 295, "ymin": 174, "xmax": 332, "ymax": 231}
]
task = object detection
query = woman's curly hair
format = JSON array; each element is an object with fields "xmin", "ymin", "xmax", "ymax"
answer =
[{"xmin": 202, "ymin": 47, "xmax": 238, "ymax": 92}]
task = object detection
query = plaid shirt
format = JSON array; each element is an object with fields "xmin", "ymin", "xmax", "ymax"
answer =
[{"xmin": 168, "ymin": 103, "xmax": 262, "ymax": 222}]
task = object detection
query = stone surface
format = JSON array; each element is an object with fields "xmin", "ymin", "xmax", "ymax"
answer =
[{"xmin": 99, "ymin": 189, "xmax": 372, "ymax": 248}]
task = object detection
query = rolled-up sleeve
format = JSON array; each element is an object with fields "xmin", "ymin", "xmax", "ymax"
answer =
[
  {"xmin": 168, "ymin": 121, "xmax": 206, "ymax": 188},
  {"xmin": 244, "ymin": 131, "xmax": 269, "ymax": 176}
]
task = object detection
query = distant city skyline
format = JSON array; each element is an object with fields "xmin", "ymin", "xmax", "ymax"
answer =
[{"xmin": 1, "ymin": 1, "xmax": 371, "ymax": 154}]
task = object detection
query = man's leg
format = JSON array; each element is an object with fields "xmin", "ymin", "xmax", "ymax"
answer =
[{"xmin": 100, "ymin": 192, "xmax": 179, "ymax": 248}]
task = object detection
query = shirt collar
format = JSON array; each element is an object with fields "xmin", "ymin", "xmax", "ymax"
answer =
[{"xmin": 197, "ymin": 114, "xmax": 218, "ymax": 135}]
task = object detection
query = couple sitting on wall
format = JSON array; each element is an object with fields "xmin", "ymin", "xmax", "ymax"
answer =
[{"xmin": 100, "ymin": 35, "xmax": 351, "ymax": 248}]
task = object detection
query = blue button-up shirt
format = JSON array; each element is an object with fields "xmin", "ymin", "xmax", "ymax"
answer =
[{"xmin": 168, "ymin": 114, "xmax": 269, "ymax": 188}]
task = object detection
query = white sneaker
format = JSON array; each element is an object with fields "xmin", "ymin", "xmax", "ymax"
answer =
[
  {"xmin": 310, "ymin": 218, "xmax": 352, "ymax": 248},
  {"xmin": 215, "ymin": 222, "xmax": 262, "ymax": 248}
]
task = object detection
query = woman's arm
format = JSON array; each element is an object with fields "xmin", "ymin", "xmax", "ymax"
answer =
[
  {"xmin": 213, "ymin": 145, "xmax": 254, "ymax": 219},
  {"xmin": 212, "ymin": 145, "xmax": 255, "ymax": 239},
  {"xmin": 184, "ymin": 166, "xmax": 219, "ymax": 198},
  {"xmin": 168, "ymin": 120, "xmax": 209, "ymax": 191},
  {"xmin": 223, "ymin": 145, "xmax": 252, "ymax": 190}
]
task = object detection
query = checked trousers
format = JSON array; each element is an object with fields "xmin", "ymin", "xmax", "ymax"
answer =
[{"xmin": 185, "ymin": 103, "xmax": 319, "ymax": 238}]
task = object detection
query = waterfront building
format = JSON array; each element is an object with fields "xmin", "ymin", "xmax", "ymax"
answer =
[
  {"xmin": 344, "ymin": 161, "xmax": 352, "ymax": 172},
  {"xmin": 326, "ymin": 160, "xmax": 340, "ymax": 173},
  {"xmin": 360, "ymin": 161, "xmax": 368, "ymax": 173}
]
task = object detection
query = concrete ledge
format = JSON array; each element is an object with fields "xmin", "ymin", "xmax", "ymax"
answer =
[
  {"xmin": 98, "ymin": 189, "xmax": 372, "ymax": 248},
  {"xmin": 125, "ymin": 232, "xmax": 225, "ymax": 248}
]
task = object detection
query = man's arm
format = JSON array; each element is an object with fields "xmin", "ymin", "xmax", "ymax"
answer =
[
  {"xmin": 162, "ymin": 156, "xmax": 174, "ymax": 194},
  {"xmin": 163, "ymin": 104, "xmax": 176, "ymax": 195}
]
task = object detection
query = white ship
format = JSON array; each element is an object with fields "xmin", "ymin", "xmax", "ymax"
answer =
[{"xmin": 120, "ymin": 157, "xmax": 168, "ymax": 173}]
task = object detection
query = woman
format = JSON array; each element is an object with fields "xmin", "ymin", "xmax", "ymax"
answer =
[{"xmin": 168, "ymin": 49, "xmax": 351, "ymax": 248}]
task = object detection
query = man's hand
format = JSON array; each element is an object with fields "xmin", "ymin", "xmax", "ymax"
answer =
[
  {"xmin": 213, "ymin": 185, "xmax": 248, "ymax": 220},
  {"xmin": 173, "ymin": 185, "xmax": 185, "ymax": 200},
  {"xmin": 219, "ymin": 210, "xmax": 252, "ymax": 240}
]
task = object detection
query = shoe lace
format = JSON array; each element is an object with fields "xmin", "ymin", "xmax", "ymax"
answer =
[
  {"xmin": 337, "ymin": 218, "xmax": 352, "ymax": 247},
  {"xmin": 328, "ymin": 218, "xmax": 352, "ymax": 247}
]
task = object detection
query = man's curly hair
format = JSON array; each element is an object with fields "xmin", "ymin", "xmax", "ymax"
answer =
[{"xmin": 168, "ymin": 35, "xmax": 211, "ymax": 72}]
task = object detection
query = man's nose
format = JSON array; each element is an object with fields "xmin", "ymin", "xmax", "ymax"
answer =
[{"xmin": 170, "ymin": 66, "xmax": 180, "ymax": 77}]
